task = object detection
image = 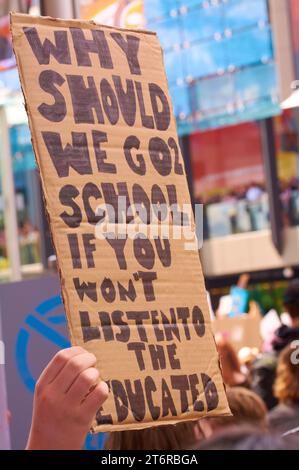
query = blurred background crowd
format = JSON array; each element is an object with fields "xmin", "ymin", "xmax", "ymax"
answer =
[{"xmin": 101, "ymin": 276, "xmax": 299, "ymax": 450}]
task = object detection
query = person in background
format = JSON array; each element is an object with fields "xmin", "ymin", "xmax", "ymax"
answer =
[
  {"xmin": 287, "ymin": 180, "xmax": 299, "ymax": 227},
  {"xmin": 272, "ymin": 280, "xmax": 299, "ymax": 351},
  {"xmin": 238, "ymin": 346, "xmax": 260, "ymax": 376},
  {"xmin": 223, "ymin": 191, "xmax": 238, "ymax": 234},
  {"xmin": 268, "ymin": 344, "xmax": 299, "ymax": 435},
  {"xmin": 104, "ymin": 421, "xmax": 200, "ymax": 451},
  {"xmin": 250, "ymin": 279, "xmax": 299, "ymax": 410},
  {"xmin": 215, "ymin": 334, "xmax": 248, "ymax": 387},
  {"xmin": 196, "ymin": 425, "xmax": 299, "ymax": 450},
  {"xmin": 245, "ymin": 182, "xmax": 264, "ymax": 231},
  {"xmin": 197, "ymin": 387, "xmax": 267, "ymax": 440},
  {"xmin": 19, "ymin": 221, "xmax": 40, "ymax": 265}
]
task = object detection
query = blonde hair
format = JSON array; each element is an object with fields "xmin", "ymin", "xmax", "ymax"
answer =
[
  {"xmin": 104, "ymin": 421, "xmax": 198, "ymax": 450},
  {"xmin": 205, "ymin": 387, "xmax": 267, "ymax": 429},
  {"xmin": 215, "ymin": 335, "xmax": 246, "ymax": 386},
  {"xmin": 274, "ymin": 344, "xmax": 299, "ymax": 404}
]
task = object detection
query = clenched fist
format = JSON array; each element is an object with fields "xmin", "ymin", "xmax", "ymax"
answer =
[{"xmin": 26, "ymin": 346, "xmax": 109, "ymax": 450}]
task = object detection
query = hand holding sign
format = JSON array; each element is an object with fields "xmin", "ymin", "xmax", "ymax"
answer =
[
  {"xmin": 26, "ymin": 347, "xmax": 109, "ymax": 450},
  {"xmin": 11, "ymin": 13, "xmax": 230, "ymax": 432}
]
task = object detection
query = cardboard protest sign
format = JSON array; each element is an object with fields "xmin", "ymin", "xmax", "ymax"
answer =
[
  {"xmin": 212, "ymin": 314, "xmax": 263, "ymax": 353},
  {"xmin": 11, "ymin": 13, "xmax": 230, "ymax": 432}
]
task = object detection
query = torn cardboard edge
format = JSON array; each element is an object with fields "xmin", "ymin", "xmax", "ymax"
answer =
[
  {"xmin": 91, "ymin": 408, "xmax": 232, "ymax": 433},
  {"xmin": 10, "ymin": 11, "xmax": 157, "ymax": 36},
  {"xmin": 10, "ymin": 12, "xmax": 78, "ymax": 358}
]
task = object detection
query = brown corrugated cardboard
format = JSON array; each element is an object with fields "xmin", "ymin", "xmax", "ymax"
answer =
[
  {"xmin": 212, "ymin": 307, "xmax": 263, "ymax": 353},
  {"xmin": 11, "ymin": 12, "xmax": 230, "ymax": 432}
]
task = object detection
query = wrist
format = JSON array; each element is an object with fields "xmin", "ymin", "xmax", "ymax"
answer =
[{"xmin": 26, "ymin": 424, "xmax": 86, "ymax": 450}]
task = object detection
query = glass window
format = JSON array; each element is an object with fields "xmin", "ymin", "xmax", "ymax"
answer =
[
  {"xmin": 147, "ymin": 16, "xmax": 182, "ymax": 51},
  {"xmin": 194, "ymin": 73, "xmax": 235, "ymax": 113},
  {"xmin": 224, "ymin": 0, "xmax": 268, "ymax": 30},
  {"xmin": 0, "ymin": 81, "xmax": 44, "ymax": 279},
  {"xmin": 169, "ymin": 83, "xmax": 190, "ymax": 118},
  {"xmin": 234, "ymin": 63, "xmax": 278, "ymax": 104},
  {"xmin": 226, "ymin": 26, "xmax": 273, "ymax": 69},
  {"xmin": 163, "ymin": 48, "xmax": 185, "ymax": 85},
  {"xmin": 10, "ymin": 124, "xmax": 42, "ymax": 268},
  {"xmin": 177, "ymin": 0, "xmax": 206, "ymax": 10},
  {"xmin": 190, "ymin": 121, "xmax": 270, "ymax": 238},
  {"xmin": 181, "ymin": 4, "xmax": 224, "ymax": 43},
  {"xmin": 144, "ymin": 0, "xmax": 179, "ymax": 21},
  {"xmin": 144, "ymin": 0, "xmax": 279, "ymax": 135},
  {"xmin": 183, "ymin": 39, "xmax": 229, "ymax": 79}
]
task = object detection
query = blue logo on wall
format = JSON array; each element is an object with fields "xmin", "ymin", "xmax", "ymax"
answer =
[
  {"xmin": 15, "ymin": 295, "xmax": 105, "ymax": 450},
  {"xmin": 16, "ymin": 295, "xmax": 69, "ymax": 393}
]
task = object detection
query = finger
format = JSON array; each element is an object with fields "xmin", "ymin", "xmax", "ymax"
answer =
[
  {"xmin": 52, "ymin": 352, "xmax": 97, "ymax": 394},
  {"xmin": 37, "ymin": 346, "xmax": 86, "ymax": 387},
  {"xmin": 67, "ymin": 367, "xmax": 100, "ymax": 405},
  {"xmin": 80, "ymin": 381, "xmax": 109, "ymax": 418}
]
